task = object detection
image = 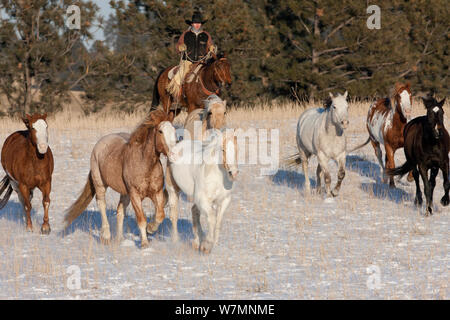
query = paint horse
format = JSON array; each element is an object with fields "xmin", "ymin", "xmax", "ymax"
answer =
[
  {"xmin": 388, "ymin": 96, "xmax": 449, "ymax": 215},
  {"xmin": 291, "ymin": 91, "xmax": 350, "ymax": 197},
  {"xmin": 167, "ymin": 130, "xmax": 239, "ymax": 253},
  {"xmin": 64, "ymin": 110, "xmax": 177, "ymax": 248},
  {"xmin": 0, "ymin": 113, "xmax": 54, "ymax": 234},
  {"xmin": 367, "ymin": 83, "xmax": 413, "ymax": 187}
]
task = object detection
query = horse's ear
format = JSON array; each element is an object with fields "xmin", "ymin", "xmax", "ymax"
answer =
[
  {"xmin": 329, "ymin": 92, "xmax": 334, "ymax": 99},
  {"xmin": 395, "ymin": 82, "xmax": 403, "ymax": 93},
  {"xmin": 42, "ymin": 113, "xmax": 47, "ymax": 120},
  {"xmin": 22, "ymin": 114, "xmax": 31, "ymax": 127},
  {"xmin": 421, "ymin": 96, "xmax": 433, "ymax": 109},
  {"xmin": 438, "ymin": 98, "xmax": 446, "ymax": 107},
  {"xmin": 406, "ymin": 82, "xmax": 411, "ymax": 90},
  {"xmin": 343, "ymin": 91, "xmax": 348, "ymax": 99}
]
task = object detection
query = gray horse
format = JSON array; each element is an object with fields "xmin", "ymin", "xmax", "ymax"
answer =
[{"xmin": 292, "ymin": 91, "xmax": 349, "ymax": 197}]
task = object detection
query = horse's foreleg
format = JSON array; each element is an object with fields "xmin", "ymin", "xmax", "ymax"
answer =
[
  {"xmin": 116, "ymin": 195, "xmax": 129, "ymax": 243},
  {"xmin": 129, "ymin": 191, "xmax": 149, "ymax": 249},
  {"xmin": 440, "ymin": 160, "xmax": 449, "ymax": 207},
  {"xmin": 196, "ymin": 198, "xmax": 214, "ymax": 254},
  {"xmin": 315, "ymin": 164, "xmax": 323, "ymax": 194},
  {"xmin": 191, "ymin": 204, "xmax": 202, "ymax": 250},
  {"xmin": 317, "ymin": 152, "xmax": 332, "ymax": 197},
  {"xmin": 214, "ymin": 196, "xmax": 231, "ymax": 245},
  {"xmin": 166, "ymin": 167, "xmax": 180, "ymax": 242},
  {"xmin": 385, "ymin": 146, "xmax": 396, "ymax": 188},
  {"xmin": 147, "ymin": 189, "xmax": 165, "ymax": 235},
  {"xmin": 38, "ymin": 182, "xmax": 51, "ymax": 235},
  {"xmin": 332, "ymin": 154, "xmax": 346, "ymax": 197},
  {"xmin": 297, "ymin": 149, "xmax": 310, "ymax": 194},
  {"xmin": 412, "ymin": 167, "xmax": 423, "ymax": 207},
  {"xmin": 429, "ymin": 167, "xmax": 439, "ymax": 204},
  {"xmin": 418, "ymin": 164, "xmax": 432, "ymax": 215},
  {"xmin": 18, "ymin": 183, "xmax": 32, "ymax": 232}
]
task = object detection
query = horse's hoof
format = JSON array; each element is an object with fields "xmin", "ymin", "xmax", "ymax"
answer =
[
  {"xmin": 200, "ymin": 240, "xmax": 213, "ymax": 254},
  {"xmin": 440, "ymin": 196, "xmax": 449, "ymax": 207},
  {"xmin": 425, "ymin": 207, "xmax": 433, "ymax": 216},
  {"xmin": 192, "ymin": 239, "xmax": 200, "ymax": 250},
  {"xmin": 146, "ymin": 222, "xmax": 159, "ymax": 235},
  {"xmin": 40, "ymin": 225, "xmax": 51, "ymax": 235},
  {"xmin": 140, "ymin": 241, "xmax": 150, "ymax": 249},
  {"xmin": 100, "ymin": 237, "xmax": 111, "ymax": 245},
  {"xmin": 26, "ymin": 226, "xmax": 33, "ymax": 233},
  {"xmin": 331, "ymin": 189, "xmax": 339, "ymax": 197},
  {"xmin": 414, "ymin": 198, "xmax": 423, "ymax": 207}
]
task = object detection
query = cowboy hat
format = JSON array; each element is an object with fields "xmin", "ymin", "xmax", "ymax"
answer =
[{"xmin": 185, "ymin": 11, "xmax": 208, "ymax": 25}]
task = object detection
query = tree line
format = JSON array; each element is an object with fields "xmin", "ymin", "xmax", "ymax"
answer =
[{"xmin": 0, "ymin": 0, "xmax": 448, "ymax": 115}]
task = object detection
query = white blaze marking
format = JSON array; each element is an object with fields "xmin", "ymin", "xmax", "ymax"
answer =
[
  {"xmin": 433, "ymin": 106, "xmax": 439, "ymax": 113},
  {"xmin": 400, "ymin": 90, "xmax": 411, "ymax": 118},
  {"xmin": 32, "ymin": 119, "xmax": 48, "ymax": 153}
]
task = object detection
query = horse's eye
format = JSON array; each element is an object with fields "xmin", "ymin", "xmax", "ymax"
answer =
[
  {"xmin": 208, "ymin": 112, "xmax": 212, "ymax": 116},
  {"xmin": 158, "ymin": 130, "xmax": 163, "ymax": 133}
]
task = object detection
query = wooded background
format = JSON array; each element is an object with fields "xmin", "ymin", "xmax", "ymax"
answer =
[{"xmin": 0, "ymin": 0, "xmax": 448, "ymax": 114}]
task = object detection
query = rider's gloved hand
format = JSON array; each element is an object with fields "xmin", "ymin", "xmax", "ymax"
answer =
[{"xmin": 179, "ymin": 43, "xmax": 187, "ymax": 52}]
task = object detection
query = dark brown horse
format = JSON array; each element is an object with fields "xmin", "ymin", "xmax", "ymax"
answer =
[
  {"xmin": 0, "ymin": 113, "xmax": 54, "ymax": 234},
  {"xmin": 152, "ymin": 53, "xmax": 231, "ymax": 117},
  {"xmin": 366, "ymin": 83, "xmax": 413, "ymax": 187},
  {"xmin": 387, "ymin": 96, "xmax": 449, "ymax": 215}
]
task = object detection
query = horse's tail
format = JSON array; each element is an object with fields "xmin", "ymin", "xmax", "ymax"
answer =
[
  {"xmin": 151, "ymin": 69, "xmax": 164, "ymax": 109},
  {"xmin": 0, "ymin": 176, "xmax": 13, "ymax": 210},
  {"xmin": 386, "ymin": 161, "xmax": 414, "ymax": 178},
  {"xmin": 64, "ymin": 171, "xmax": 95, "ymax": 228},
  {"xmin": 347, "ymin": 137, "xmax": 371, "ymax": 153},
  {"xmin": 284, "ymin": 152, "xmax": 302, "ymax": 168}
]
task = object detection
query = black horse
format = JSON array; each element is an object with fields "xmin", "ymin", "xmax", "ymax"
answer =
[{"xmin": 387, "ymin": 96, "xmax": 449, "ymax": 215}]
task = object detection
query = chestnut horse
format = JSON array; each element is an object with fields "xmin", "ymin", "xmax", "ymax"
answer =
[
  {"xmin": 64, "ymin": 110, "xmax": 177, "ymax": 249},
  {"xmin": 366, "ymin": 83, "xmax": 413, "ymax": 187},
  {"xmin": 0, "ymin": 113, "xmax": 54, "ymax": 234},
  {"xmin": 151, "ymin": 53, "xmax": 231, "ymax": 117}
]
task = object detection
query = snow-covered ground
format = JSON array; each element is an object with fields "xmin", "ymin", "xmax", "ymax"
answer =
[{"xmin": 0, "ymin": 114, "xmax": 448, "ymax": 299}]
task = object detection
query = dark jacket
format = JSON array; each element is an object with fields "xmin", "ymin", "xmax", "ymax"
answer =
[{"xmin": 177, "ymin": 27, "xmax": 213, "ymax": 62}]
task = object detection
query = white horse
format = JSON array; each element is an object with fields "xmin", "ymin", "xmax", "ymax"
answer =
[
  {"xmin": 167, "ymin": 129, "xmax": 238, "ymax": 253},
  {"xmin": 293, "ymin": 91, "xmax": 349, "ymax": 197}
]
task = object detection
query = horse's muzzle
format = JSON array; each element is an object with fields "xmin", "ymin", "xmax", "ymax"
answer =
[
  {"xmin": 38, "ymin": 144, "xmax": 48, "ymax": 154},
  {"xmin": 341, "ymin": 120, "xmax": 349, "ymax": 130}
]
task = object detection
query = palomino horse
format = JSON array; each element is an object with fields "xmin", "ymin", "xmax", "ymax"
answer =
[
  {"xmin": 151, "ymin": 53, "xmax": 231, "ymax": 117},
  {"xmin": 64, "ymin": 110, "xmax": 177, "ymax": 248},
  {"xmin": 388, "ymin": 96, "xmax": 449, "ymax": 215},
  {"xmin": 367, "ymin": 83, "xmax": 413, "ymax": 187},
  {"xmin": 0, "ymin": 113, "xmax": 54, "ymax": 234},
  {"xmin": 289, "ymin": 92, "xmax": 349, "ymax": 197},
  {"xmin": 183, "ymin": 94, "xmax": 227, "ymax": 140},
  {"xmin": 167, "ymin": 129, "xmax": 238, "ymax": 253}
]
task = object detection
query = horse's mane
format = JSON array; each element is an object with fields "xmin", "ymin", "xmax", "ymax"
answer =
[
  {"xmin": 323, "ymin": 97, "xmax": 332, "ymax": 109},
  {"xmin": 128, "ymin": 110, "xmax": 168, "ymax": 145}
]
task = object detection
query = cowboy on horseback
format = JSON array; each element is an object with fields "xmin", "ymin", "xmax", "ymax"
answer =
[{"xmin": 166, "ymin": 10, "xmax": 217, "ymax": 98}]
